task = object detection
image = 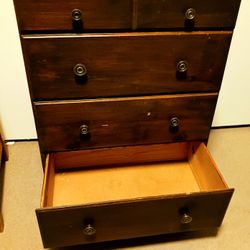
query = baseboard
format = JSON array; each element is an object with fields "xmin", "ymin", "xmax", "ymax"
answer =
[
  {"xmin": 5, "ymin": 138, "xmax": 38, "ymax": 143},
  {"xmin": 212, "ymin": 124, "xmax": 250, "ymax": 129}
]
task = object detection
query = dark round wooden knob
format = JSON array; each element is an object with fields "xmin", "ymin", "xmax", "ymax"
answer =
[
  {"xmin": 83, "ymin": 224, "xmax": 96, "ymax": 236},
  {"xmin": 74, "ymin": 64, "xmax": 87, "ymax": 77},
  {"xmin": 177, "ymin": 60, "xmax": 188, "ymax": 73},
  {"xmin": 181, "ymin": 213, "xmax": 193, "ymax": 224},
  {"xmin": 185, "ymin": 8, "xmax": 196, "ymax": 20},
  {"xmin": 80, "ymin": 124, "xmax": 89, "ymax": 136},
  {"xmin": 170, "ymin": 117, "xmax": 180, "ymax": 128},
  {"xmin": 72, "ymin": 9, "xmax": 82, "ymax": 21}
]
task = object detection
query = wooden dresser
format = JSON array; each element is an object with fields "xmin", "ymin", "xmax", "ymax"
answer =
[{"xmin": 13, "ymin": 0, "xmax": 241, "ymax": 248}]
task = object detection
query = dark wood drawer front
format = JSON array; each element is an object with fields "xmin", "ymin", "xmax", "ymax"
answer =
[
  {"xmin": 34, "ymin": 94, "xmax": 217, "ymax": 152},
  {"xmin": 37, "ymin": 191, "xmax": 233, "ymax": 248},
  {"xmin": 23, "ymin": 32, "xmax": 231, "ymax": 100},
  {"xmin": 14, "ymin": 0, "xmax": 132, "ymax": 32},
  {"xmin": 14, "ymin": 0, "xmax": 240, "ymax": 32},
  {"xmin": 137, "ymin": 0, "xmax": 241, "ymax": 29}
]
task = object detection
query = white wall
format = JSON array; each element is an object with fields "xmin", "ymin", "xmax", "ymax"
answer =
[
  {"xmin": 0, "ymin": 0, "xmax": 249, "ymax": 140},
  {"xmin": 0, "ymin": 0, "xmax": 37, "ymax": 140},
  {"xmin": 212, "ymin": 0, "xmax": 250, "ymax": 127}
]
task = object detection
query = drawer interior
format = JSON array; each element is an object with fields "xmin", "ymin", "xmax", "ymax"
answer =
[{"xmin": 41, "ymin": 142, "xmax": 228, "ymax": 208}]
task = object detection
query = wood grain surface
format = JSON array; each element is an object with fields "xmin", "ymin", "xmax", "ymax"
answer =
[
  {"xmin": 14, "ymin": 0, "xmax": 133, "ymax": 32},
  {"xmin": 53, "ymin": 142, "xmax": 189, "ymax": 169},
  {"xmin": 14, "ymin": 0, "xmax": 240, "ymax": 32},
  {"xmin": 34, "ymin": 93, "xmax": 218, "ymax": 152},
  {"xmin": 23, "ymin": 31, "xmax": 231, "ymax": 100},
  {"xmin": 37, "ymin": 190, "xmax": 233, "ymax": 248},
  {"xmin": 136, "ymin": 0, "xmax": 241, "ymax": 29}
]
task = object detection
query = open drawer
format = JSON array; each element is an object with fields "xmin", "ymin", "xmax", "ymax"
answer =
[{"xmin": 36, "ymin": 142, "xmax": 233, "ymax": 248}]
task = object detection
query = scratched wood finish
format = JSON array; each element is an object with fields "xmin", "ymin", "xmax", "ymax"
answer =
[
  {"xmin": 22, "ymin": 32, "xmax": 231, "ymax": 100},
  {"xmin": 136, "ymin": 0, "xmax": 241, "ymax": 29},
  {"xmin": 34, "ymin": 93, "xmax": 217, "ymax": 152},
  {"xmin": 37, "ymin": 190, "xmax": 233, "ymax": 248},
  {"xmin": 13, "ymin": 0, "xmax": 240, "ymax": 247},
  {"xmin": 13, "ymin": 0, "xmax": 133, "ymax": 32}
]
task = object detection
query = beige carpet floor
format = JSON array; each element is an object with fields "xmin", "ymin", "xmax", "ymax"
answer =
[{"xmin": 0, "ymin": 127, "xmax": 250, "ymax": 250}]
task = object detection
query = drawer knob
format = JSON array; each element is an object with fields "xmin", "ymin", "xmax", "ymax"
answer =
[
  {"xmin": 170, "ymin": 117, "xmax": 180, "ymax": 133},
  {"xmin": 80, "ymin": 124, "xmax": 89, "ymax": 136},
  {"xmin": 177, "ymin": 60, "xmax": 188, "ymax": 73},
  {"xmin": 74, "ymin": 64, "xmax": 87, "ymax": 77},
  {"xmin": 181, "ymin": 213, "xmax": 193, "ymax": 224},
  {"xmin": 170, "ymin": 117, "xmax": 180, "ymax": 128},
  {"xmin": 185, "ymin": 8, "xmax": 196, "ymax": 20},
  {"xmin": 72, "ymin": 9, "xmax": 82, "ymax": 22},
  {"xmin": 83, "ymin": 224, "xmax": 96, "ymax": 236}
]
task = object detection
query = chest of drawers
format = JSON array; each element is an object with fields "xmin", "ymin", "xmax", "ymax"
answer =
[{"xmin": 13, "ymin": 0, "xmax": 241, "ymax": 248}]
